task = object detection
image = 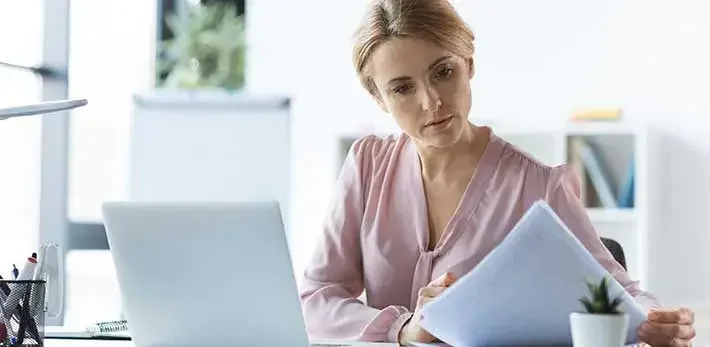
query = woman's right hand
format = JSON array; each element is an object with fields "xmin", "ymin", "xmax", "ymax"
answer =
[{"xmin": 399, "ymin": 272, "xmax": 457, "ymax": 345}]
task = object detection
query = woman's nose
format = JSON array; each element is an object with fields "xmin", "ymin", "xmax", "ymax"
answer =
[{"xmin": 421, "ymin": 86, "xmax": 442, "ymax": 112}]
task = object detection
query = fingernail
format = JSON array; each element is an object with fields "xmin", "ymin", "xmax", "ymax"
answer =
[{"xmin": 445, "ymin": 272, "xmax": 456, "ymax": 284}]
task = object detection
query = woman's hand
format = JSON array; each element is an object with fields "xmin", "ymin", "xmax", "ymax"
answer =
[
  {"xmin": 637, "ymin": 307, "xmax": 696, "ymax": 347},
  {"xmin": 399, "ymin": 272, "xmax": 457, "ymax": 345}
]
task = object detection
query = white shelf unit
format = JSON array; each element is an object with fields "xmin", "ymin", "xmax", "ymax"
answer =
[
  {"xmin": 333, "ymin": 121, "xmax": 654, "ymax": 287},
  {"xmin": 495, "ymin": 122, "xmax": 649, "ymax": 286}
]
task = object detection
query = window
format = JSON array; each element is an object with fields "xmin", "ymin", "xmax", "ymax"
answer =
[
  {"xmin": 66, "ymin": 1, "xmax": 156, "ymax": 223},
  {"xmin": 66, "ymin": 0, "xmax": 246, "ymax": 223},
  {"xmin": 0, "ymin": 2, "xmax": 44, "ymax": 273}
]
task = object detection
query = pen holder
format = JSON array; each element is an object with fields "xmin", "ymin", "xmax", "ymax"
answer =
[{"xmin": 0, "ymin": 280, "xmax": 45, "ymax": 347}]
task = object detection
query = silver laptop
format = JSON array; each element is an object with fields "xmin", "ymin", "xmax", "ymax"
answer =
[
  {"xmin": 102, "ymin": 201, "xmax": 380, "ymax": 347},
  {"xmin": 0, "ymin": 98, "xmax": 87, "ymax": 120}
]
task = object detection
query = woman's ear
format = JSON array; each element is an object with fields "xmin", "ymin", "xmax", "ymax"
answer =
[{"xmin": 467, "ymin": 57, "xmax": 475, "ymax": 79}]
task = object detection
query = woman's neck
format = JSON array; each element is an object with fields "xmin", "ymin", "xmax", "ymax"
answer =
[{"xmin": 416, "ymin": 124, "xmax": 487, "ymax": 183}]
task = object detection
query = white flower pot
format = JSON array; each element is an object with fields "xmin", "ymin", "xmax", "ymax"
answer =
[{"xmin": 570, "ymin": 312, "xmax": 630, "ymax": 347}]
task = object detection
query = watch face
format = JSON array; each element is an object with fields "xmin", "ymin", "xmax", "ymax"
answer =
[{"xmin": 0, "ymin": 99, "xmax": 87, "ymax": 119}]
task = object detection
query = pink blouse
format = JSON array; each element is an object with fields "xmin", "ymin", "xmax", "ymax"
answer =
[{"xmin": 298, "ymin": 126, "xmax": 659, "ymax": 343}]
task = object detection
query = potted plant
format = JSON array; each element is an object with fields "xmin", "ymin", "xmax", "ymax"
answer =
[{"xmin": 569, "ymin": 276, "xmax": 629, "ymax": 347}]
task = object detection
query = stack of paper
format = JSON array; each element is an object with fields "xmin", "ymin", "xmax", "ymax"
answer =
[{"xmin": 418, "ymin": 200, "xmax": 647, "ymax": 347}]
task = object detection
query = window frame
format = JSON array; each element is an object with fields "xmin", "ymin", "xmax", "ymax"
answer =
[
  {"xmin": 0, "ymin": 0, "xmax": 70, "ymax": 327},
  {"xmin": 38, "ymin": 0, "xmax": 70, "ymax": 327}
]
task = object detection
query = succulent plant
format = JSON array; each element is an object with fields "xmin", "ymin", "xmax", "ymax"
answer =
[{"xmin": 578, "ymin": 276, "xmax": 624, "ymax": 314}]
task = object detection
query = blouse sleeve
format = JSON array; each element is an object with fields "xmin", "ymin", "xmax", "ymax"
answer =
[
  {"xmin": 298, "ymin": 137, "xmax": 412, "ymax": 343},
  {"xmin": 544, "ymin": 166, "xmax": 661, "ymax": 311}
]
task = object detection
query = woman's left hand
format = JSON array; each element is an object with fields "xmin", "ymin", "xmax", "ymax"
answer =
[{"xmin": 637, "ymin": 307, "xmax": 696, "ymax": 347}]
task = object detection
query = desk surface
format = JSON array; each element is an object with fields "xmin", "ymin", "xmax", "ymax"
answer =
[
  {"xmin": 46, "ymin": 340, "xmax": 130, "ymax": 347},
  {"xmin": 45, "ymin": 339, "xmax": 399, "ymax": 347}
]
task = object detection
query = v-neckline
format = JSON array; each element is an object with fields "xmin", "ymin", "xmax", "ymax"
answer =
[{"xmin": 408, "ymin": 127, "xmax": 504, "ymax": 255}]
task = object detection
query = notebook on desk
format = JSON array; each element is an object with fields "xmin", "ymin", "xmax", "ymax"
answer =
[{"xmin": 45, "ymin": 320, "xmax": 130, "ymax": 340}]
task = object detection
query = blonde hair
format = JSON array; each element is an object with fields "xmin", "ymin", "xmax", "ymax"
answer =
[{"xmin": 352, "ymin": 0, "xmax": 475, "ymax": 95}]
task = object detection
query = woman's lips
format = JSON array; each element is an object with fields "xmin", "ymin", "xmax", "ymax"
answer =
[{"xmin": 425, "ymin": 115, "xmax": 454, "ymax": 128}]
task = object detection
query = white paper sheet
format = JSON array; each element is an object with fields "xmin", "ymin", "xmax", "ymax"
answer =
[{"xmin": 418, "ymin": 200, "xmax": 647, "ymax": 347}]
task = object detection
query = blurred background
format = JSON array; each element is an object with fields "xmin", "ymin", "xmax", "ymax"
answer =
[{"xmin": 0, "ymin": 0, "xmax": 708, "ymax": 344}]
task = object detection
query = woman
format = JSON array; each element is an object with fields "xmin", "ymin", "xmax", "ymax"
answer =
[{"xmin": 299, "ymin": 0, "xmax": 696, "ymax": 346}]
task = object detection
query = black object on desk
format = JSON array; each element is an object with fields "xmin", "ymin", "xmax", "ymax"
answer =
[{"xmin": 601, "ymin": 237, "xmax": 627, "ymax": 270}]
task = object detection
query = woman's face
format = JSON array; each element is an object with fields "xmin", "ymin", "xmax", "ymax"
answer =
[{"xmin": 366, "ymin": 37, "xmax": 474, "ymax": 149}]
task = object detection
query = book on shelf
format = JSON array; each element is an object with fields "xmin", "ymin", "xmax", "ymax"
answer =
[
  {"xmin": 568, "ymin": 137, "xmax": 590, "ymax": 205},
  {"xmin": 568, "ymin": 137, "xmax": 635, "ymax": 210},
  {"xmin": 570, "ymin": 107, "xmax": 621, "ymax": 121},
  {"xmin": 617, "ymin": 156, "xmax": 635, "ymax": 208}
]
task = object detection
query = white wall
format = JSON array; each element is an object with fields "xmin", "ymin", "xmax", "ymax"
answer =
[
  {"xmin": 246, "ymin": 0, "xmax": 710, "ymax": 310},
  {"xmin": 0, "ymin": 1, "xmax": 43, "ymax": 274},
  {"xmin": 458, "ymin": 0, "xmax": 710, "ymax": 308},
  {"xmin": 67, "ymin": 0, "xmax": 157, "ymax": 223},
  {"xmin": 246, "ymin": 0, "xmax": 386, "ymax": 274}
]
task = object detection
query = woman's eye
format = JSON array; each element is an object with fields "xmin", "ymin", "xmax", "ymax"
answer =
[
  {"xmin": 436, "ymin": 67, "xmax": 454, "ymax": 79},
  {"xmin": 394, "ymin": 85, "xmax": 413, "ymax": 94}
]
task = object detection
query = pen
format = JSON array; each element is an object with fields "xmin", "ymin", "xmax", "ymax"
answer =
[
  {"xmin": 11, "ymin": 265, "xmax": 18, "ymax": 280},
  {"xmin": 29, "ymin": 248, "xmax": 47, "ymax": 325}
]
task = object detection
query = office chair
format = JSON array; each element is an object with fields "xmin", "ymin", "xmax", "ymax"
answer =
[{"xmin": 600, "ymin": 237, "xmax": 627, "ymax": 270}]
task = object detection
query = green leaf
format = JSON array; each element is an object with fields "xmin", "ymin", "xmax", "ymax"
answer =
[
  {"xmin": 578, "ymin": 276, "xmax": 625, "ymax": 314},
  {"xmin": 609, "ymin": 296, "xmax": 623, "ymax": 313},
  {"xmin": 579, "ymin": 297, "xmax": 594, "ymax": 313}
]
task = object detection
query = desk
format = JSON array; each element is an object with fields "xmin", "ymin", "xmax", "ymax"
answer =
[
  {"xmin": 46, "ymin": 340, "xmax": 130, "ymax": 347},
  {"xmin": 44, "ymin": 339, "xmax": 398, "ymax": 347}
]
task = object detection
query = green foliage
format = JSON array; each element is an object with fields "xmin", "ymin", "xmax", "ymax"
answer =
[
  {"xmin": 156, "ymin": 2, "xmax": 246, "ymax": 90},
  {"xmin": 578, "ymin": 276, "xmax": 624, "ymax": 314}
]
